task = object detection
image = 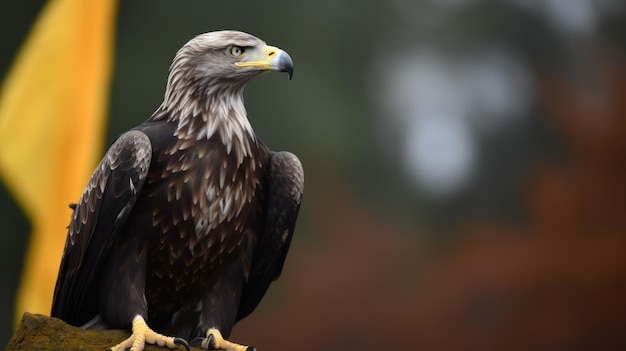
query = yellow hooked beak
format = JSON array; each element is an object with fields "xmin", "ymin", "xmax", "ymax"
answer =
[{"xmin": 234, "ymin": 45, "xmax": 294, "ymax": 79}]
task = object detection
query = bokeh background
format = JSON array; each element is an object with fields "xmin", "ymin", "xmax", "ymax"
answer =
[{"xmin": 2, "ymin": 0, "xmax": 626, "ymax": 349}]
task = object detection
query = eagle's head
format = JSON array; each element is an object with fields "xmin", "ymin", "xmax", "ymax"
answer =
[
  {"xmin": 164, "ymin": 31, "xmax": 293, "ymax": 104},
  {"xmin": 157, "ymin": 31, "xmax": 293, "ymax": 150},
  {"xmin": 186, "ymin": 30, "xmax": 293, "ymax": 79}
]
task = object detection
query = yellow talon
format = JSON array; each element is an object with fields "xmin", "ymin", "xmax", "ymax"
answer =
[
  {"xmin": 202, "ymin": 328, "xmax": 254, "ymax": 351},
  {"xmin": 108, "ymin": 315, "xmax": 187, "ymax": 351}
]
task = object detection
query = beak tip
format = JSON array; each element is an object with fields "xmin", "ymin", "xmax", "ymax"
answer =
[{"xmin": 274, "ymin": 49, "xmax": 294, "ymax": 80}]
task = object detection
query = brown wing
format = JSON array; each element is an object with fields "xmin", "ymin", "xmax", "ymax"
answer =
[
  {"xmin": 236, "ymin": 151, "xmax": 304, "ymax": 321},
  {"xmin": 51, "ymin": 130, "xmax": 152, "ymax": 326}
]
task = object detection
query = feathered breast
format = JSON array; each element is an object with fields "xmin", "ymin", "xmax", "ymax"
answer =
[{"xmin": 125, "ymin": 121, "xmax": 270, "ymax": 299}]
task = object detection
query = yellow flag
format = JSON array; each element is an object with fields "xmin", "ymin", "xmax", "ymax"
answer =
[{"xmin": 0, "ymin": 0, "xmax": 118, "ymax": 323}]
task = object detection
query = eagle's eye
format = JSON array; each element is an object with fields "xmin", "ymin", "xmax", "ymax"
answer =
[{"xmin": 229, "ymin": 46, "xmax": 245, "ymax": 57}]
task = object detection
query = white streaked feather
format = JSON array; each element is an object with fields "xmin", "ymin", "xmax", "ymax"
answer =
[{"xmin": 149, "ymin": 31, "xmax": 266, "ymax": 240}]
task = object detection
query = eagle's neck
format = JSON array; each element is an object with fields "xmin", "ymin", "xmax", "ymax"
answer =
[{"xmin": 153, "ymin": 81, "xmax": 256, "ymax": 163}]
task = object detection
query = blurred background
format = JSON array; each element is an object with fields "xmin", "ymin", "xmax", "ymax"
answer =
[{"xmin": 2, "ymin": 0, "xmax": 626, "ymax": 349}]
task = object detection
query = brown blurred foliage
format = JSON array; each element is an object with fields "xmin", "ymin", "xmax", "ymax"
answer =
[{"xmin": 233, "ymin": 57, "xmax": 626, "ymax": 350}]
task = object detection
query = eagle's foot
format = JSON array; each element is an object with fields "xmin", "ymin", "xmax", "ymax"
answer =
[
  {"xmin": 193, "ymin": 328, "xmax": 255, "ymax": 351},
  {"xmin": 108, "ymin": 315, "xmax": 190, "ymax": 351}
]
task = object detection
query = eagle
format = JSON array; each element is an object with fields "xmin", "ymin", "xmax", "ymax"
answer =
[{"xmin": 50, "ymin": 30, "xmax": 303, "ymax": 351}]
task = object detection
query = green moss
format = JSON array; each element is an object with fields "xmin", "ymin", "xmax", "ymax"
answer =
[{"xmin": 6, "ymin": 313, "xmax": 202, "ymax": 351}]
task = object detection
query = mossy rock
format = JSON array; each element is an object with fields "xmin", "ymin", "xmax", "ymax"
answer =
[{"xmin": 6, "ymin": 313, "xmax": 201, "ymax": 351}]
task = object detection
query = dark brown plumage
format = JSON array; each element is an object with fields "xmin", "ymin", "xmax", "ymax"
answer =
[{"xmin": 51, "ymin": 30, "xmax": 302, "ymax": 351}]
